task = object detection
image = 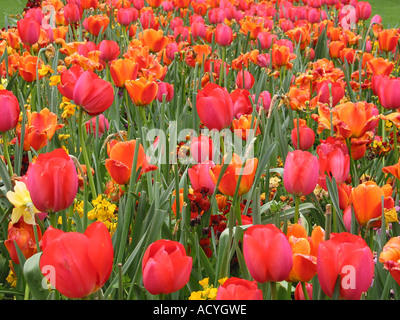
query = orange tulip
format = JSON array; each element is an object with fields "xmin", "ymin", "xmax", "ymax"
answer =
[
  {"xmin": 83, "ymin": 15, "xmax": 110, "ymax": 37},
  {"xmin": 186, "ymin": 44, "xmax": 211, "ymax": 67},
  {"xmin": 328, "ymin": 41, "xmax": 346, "ymax": 59},
  {"xmin": 140, "ymin": 29, "xmax": 169, "ymax": 53},
  {"xmin": 285, "ymin": 26, "xmax": 311, "ymax": 50},
  {"xmin": 286, "ymin": 224, "xmax": 317, "ymax": 283},
  {"xmin": 378, "ymin": 29, "xmax": 399, "ymax": 53},
  {"xmin": 209, "ymin": 153, "xmax": 258, "ymax": 197},
  {"xmin": 332, "ymin": 101, "xmax": 380, "ymax": 139},
  {"xmin": 13, "ymin": 108, "xmax": 64, "ymax": 151},
  {"xmin": 105, "ymin": 140, "xmax": 157, "ymax": 185},
  {"xmin": 366, "ymin": 57, "xmax": 394, "ymax": 76},
  {"xmin": 17, "ymin": 53, "xmax": 44, "ymax": 83},
  {"xmin": 379, "ymin": 237, "xmax": 400, "ymax": 286},
  {"xmin": 350, "ymin": 181, "xmax": 384, "ymax": 227},
  {"xmin": 110, "ymin": 58, "xmax": 139, "ymax": 87},
  {"xmin": 125, "ymin": 77, "xmax": 158, "ymax": 106},
  {"xmin": 271, "ymin": 44, "xmax": 296, "ymax": 69},
  {"xmin": 232, "ymin": 114, "xmax": 261, "ymax": 141},
  {"xmin": 382, "ymin": 157, "xmax": 400, "ymax": 180}
]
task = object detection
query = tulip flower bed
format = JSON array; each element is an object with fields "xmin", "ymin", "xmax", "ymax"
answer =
[{"xmin": 1, "ymin": 0, "xmax": 400, "ymax": 303}]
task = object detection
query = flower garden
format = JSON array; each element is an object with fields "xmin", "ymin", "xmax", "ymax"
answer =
[{"xmin": 0, "ymin": 0, "xmax": 400, "ymax": 302}]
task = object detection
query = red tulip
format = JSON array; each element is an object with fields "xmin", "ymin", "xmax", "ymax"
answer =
[
  {"xmin": 196, "ymin": 82, "xmax": 233, "ymax": 131},
  {"xmin": 85, "ymin": 114, "xmax": 109, "ymax": 137},
  {"xmin": 40, "ymin": 221, "xmax": 113, "ymax": 299},
  {"xmin": 291, "ymin": 119, "xmax": 315, "ymax": 151},
  {"xmin": 63, "ymin": 3, "xmax": 83, "ymax": 24},
  {"xmin": 17, "ymin": 17, "xmax": 41, "ymax": 46},
  {"xmin": 0, "ymin": 89, "xmax": 20, "ymax": 132},
  {"xmin": 374, "ymin": 76, "xmax": 400, "ymax": 110},
  {"xmin": 26, "ymin": 148, "xmax": 78, "ymax": 213},
  {"xmin": 216, "ymin": 277, "xmax": 262, "ymax": 300},
  {"xmin": 215, "ymin": 23, "xmax": 233, "ymax": 46},
  {"xmin": 316, "ymin": 137, "xmax": 350, "ymax": 191},
  {"xmin": 315, "ymin": 80, "xmax": 345, "ymax": 107},
  {"xmin": 243, "ymin": 224, "xmax": 293, "ymax": 283},
  {"xmin": 97, "ymin": 40, "xmax": 120, "ymax": 62},
  {"xmin": 317, "ymin": 232, "xmax": 374, "ymax": 300},
  {"xmin": 283, "ymin": 150, "xmax": 319, "ymax": 197},
  {"xmin": 57, "ymin": 65, "xmax": 88, "ymax": 100},
  {"xmin": 5, "ymin": 219, "xmax": 42, "ymax": 264},
  {"xmin": 156, "ymin": 81, "xmax": 174, "ymax": 102},
  {"xmin": 356, "ymin": 1, "xmax": 371, "ymax": 21},
  {"xmin": 230, "ymin": 88, "xmax": 253, "ymax": 119},
  {"xmin": 142, "ymin": 239, "xmax": 192, "ymax": 295},
  {"xmin": 117, "ymin": 7, "xmax": 138, "ymax": 26},
  {"xmin": 190, "ymin": 135, "xmax": 213, "ymax": 164},
  {"xmin": 294, "ymin": 282, "xmax": 313, "ymax": 300},
  {"xmin": 236, "ymin": 70, "xmax": 255, "ymax": 90},
  {"xmin": 188, "ymin": 161, "xmax": 216, "ymax": 195},
  {"xmin": 72, "ymin": 71, "xmax": 114, "ymax": 116}
]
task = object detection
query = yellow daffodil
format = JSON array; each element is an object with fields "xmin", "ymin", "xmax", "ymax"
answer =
[{"xmin": 6, "ymin": 181, "xmax": 40, "ymax": 225}]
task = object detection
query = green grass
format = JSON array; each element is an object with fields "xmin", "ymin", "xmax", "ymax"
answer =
[
  {"xmin": 0, "ymin": 0, "xmax": 27, "ymax": 28},
  {"xmin": 366, "ymin": 0, "xmax": 400, "ymax": 28}
]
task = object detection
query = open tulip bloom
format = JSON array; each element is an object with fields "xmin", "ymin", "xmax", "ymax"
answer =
[{"xmin": 0, "ymin": 0, "xmax": 400, "ymax": 303}]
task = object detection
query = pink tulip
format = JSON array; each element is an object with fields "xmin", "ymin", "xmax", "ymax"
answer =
[{"xmin": 188, "ymin": 161, "xmax": 216, "ymax": 194}]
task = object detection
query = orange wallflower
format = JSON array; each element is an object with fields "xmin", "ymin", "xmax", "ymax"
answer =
[{"xmin": 125, "ymin": 77, "xmax": 158, "ymax": 106}]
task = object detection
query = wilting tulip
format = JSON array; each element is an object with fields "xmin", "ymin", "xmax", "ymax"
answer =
[
  {"xmin": 72, "ymin": 71, "xmax": 114, "ymax": 116},
  {"xmin": 316, "ymin": 137, "xmax": 350, "ymax": 191},
  {"xmin": 105, "ymin": 140, "xmax": 157, "ymax": 185},
  {"xmin": 243, "ymin": 224, "xmax": 293, "ymax": 283},
  {"xmin": 215, "ymin": 23, "xmax": 233, "ymax": 47},
  {"xmin": 349, "ymin": 181, "xmax": 384, "ymax": 227},
  {"xmin": 40, "ymin": 221, "xmax": 113, "ymax": 299},
  {"xmin": 374, "ymin": 76, "xmax": 400, "ymax": 109},
  {"xmin": 317, "ymin": 232, "xmax": 374, "ymax": 300},
  {"xmin": 0, "ymin": 89, "xmax": 20, "ymax": 133},
  {"xmin": 379, "ymin": 237, "xmax": 400, "ymax": 286},
  {"xmin": 216, "ymin": 277, "xmax": 262, "ymax": 300},
  {"xmin": 291, "ymin": 119, "xmax": 315, "ymax": 151},
  {"xmin": 209, "ymin": 153, "xmax": 258, "ymax": 197},
  {"xmin": 196, "ymin": 82, "xmax": 233, "ymax": 131},
  {"xmin": 142, "ymin": 239, "xmax": 192, "ymax": 295},
  {"xmin": 4, "ymin": 218, "xmax": 42, "ymax": 264},
  {"xmin": 125, "ymin": 77, "xmax": 158, "ymax": 106},
  {"xmin": 110, "ymin": 58, "xmax": 139, "ymax": 88},
  {"xmin": 332, "ymin": 101, "xmax": 380, "ymax": 139},
  {"xmin": 188, "ymin": 161, "xmax": 216, "ymax": 195},
  {"xmin": 283, "ymin": 150, "xmax": 319, "ymax": 197},
  {"xmin": 17, "ymin": 17, "xmax": 40, "ymax": 46},
  {"xmin": 26, "ymin": 148, "xmax": 78, "ymax": 213}
]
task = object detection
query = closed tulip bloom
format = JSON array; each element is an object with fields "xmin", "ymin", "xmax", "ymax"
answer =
[
  {"xmin": 294, "ymin": 282, "xmax": 313, "ymax": 300},
  {"xmin": 188, "ymin": 161, "xmax": 216, "ymax": 195},
  {"xmin": 196, "ymin": 82, "xmax": 234, "ymax": 131},
  {"xmin": 328, "ymin": 41, "xmax": 346, "ymax": 59},
  {"xmin": 243, "ymin": 224, "xmax": 293, "ymax": 283},
  {"xmin": 378, "ymin": 29, "xmax": 399, "ymax": 53},
  {"xmin": 209, "ymin": 153, "xmax": 258, "ymax": 197},
  {"xmin": 142, "ymin": 239, "xmax": 192, "ymax": 295},
  {"xmin": 117, "ymin": 7, "xmax": 138, "ymax": 26},
  {"xmin": 215, "ymin": 23, "xmax": 233, "ymax": 46},
  {"xmin": 317, "ymin": 137, "xmax": 350, "ymax": 191},
  {"xmin": 216, "ymin": 277, "xmax": 262, "ymax": 300},
  {"xmin": 291, "ymin": 119, "xmax": 315, "ymax": 151},
  {"xmin": 350, "ymin": 181, "xmax": 384, "ymax": 227},
  {"xmin": 26, "ymin": 148, "xmax": 78, "ymax": 213},
  {"xmin": 40, "ymin": 221, "xmax": 113, "ymax": 299},
  {"xmin": 63, "ymin": 3, "xmax": 83, "ymax": 24},
  {"xmin": 283, "ymin": 150, "xmax": 319, "ymax": 197},
  {"xmin": 375, "ymin": 76, "xmax": 400, "ymax": 109},
  {"xmin": 140, "ymin": 29, "xmax": 168, "ymax": 53},
  {"xmin": 317, "ymin": 232, "xmax": 374, "ymax": 300},
  {"xmin": 105, "ymin": 139, "xmax": 157, "ymax": 185},
  {"xmin": 355, "ymin": 1, "xmax": 371, "ymax": 20},
  {"xmin": 83, "ymin": 15, "xmax": 110, "ymax": 37},
  {"xmin": 97, "ymin": 40, "xmax": 120, "ymax": 62},
  {"xmin": 72, "ymin": 71, "xmax": 114, "ymax": 116},
  {"xmin": 156, "ymin": 81, "xmax": 174, "ymax": 102},
  {"xmin": 315, "ymin": 80, "xmax": 345, "ymax": 107},
  {"xmin": 236, "ymin": 70, "xmax": 255, "ymax": 90},
  {"xmin": 85, "ymin": 114, "xmax": 109, "ymax": 138},
  {"xmin": 57, "ymin": 65, "xmax": 88, "ymax": 100},
  {"xmin": 190, "ymin": 135, "xmax": 213, "ymax": 164},
  {"xmin": 4, "ymin": 219, "xmax": 42, "ymax": 264},
  {"xmin": 17, "ymin": 17, "xmax": 40, "ymax": 46},
  {"xmin": 110, "ymin": 58, "xmax": 139, "ymax": 88},
  {"xmin": 125, "ymin": 77, "xmax": 158, "ymax": 106},
  {"xmin": 0, "ymin": 89, "xmax": 20, "ymax": 132},
  {"xmin": 272, "ymin": 44, "xmax": 295, "ymax": 69},
  {"xmin": 379, "ymin": 237, "xmax": 400, "ymax": 286}
]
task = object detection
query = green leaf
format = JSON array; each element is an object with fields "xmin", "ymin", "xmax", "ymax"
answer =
[{"xmin": 23, "ymin": 253, "xmax": 52, "ymax": 300}]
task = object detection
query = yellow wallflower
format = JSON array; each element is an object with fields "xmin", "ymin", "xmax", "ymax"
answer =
[
  {"xmin": 59, "ymin": 97, "xmax": 77, "ymax": 119},
  {"xmin": 6, "ymin": 181, "xmax": 40, "ymax": 225},
  {"xmin": 384, "ymin": 208, "xmax": 399, "ymax": 229},
  {"xmin": 38, "ymin": 64, "xmax": 54, "ymax": 77},
  {"xmin": 49, "ymin": 75, "xmax": 61, "ymax": 86},
  {"xmin": 87, "ymin": 195, "xmax": 118, "ymax": 235},
  {"xmin": 188, "ymin": 277, "xmax": 226, "ymax": 300}
]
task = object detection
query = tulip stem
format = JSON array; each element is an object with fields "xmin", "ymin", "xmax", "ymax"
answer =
[
  {"xmin": 78, "ymin": 108, "xmax": 97, "ymax": 199},
  {"xmin": 270, "ymin": 281, "xmax": 278, "ymax": 300},
  {"xmin": 301, "ymin": 282, "xmax": 309, "ymax": 300},
  {"xmin": 2, "ymin": 132, "xmax": 14, "ymax": 177},
  {"xmin": 294, "ymin": 195, "xmax": 300, "ymax": 224}
]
